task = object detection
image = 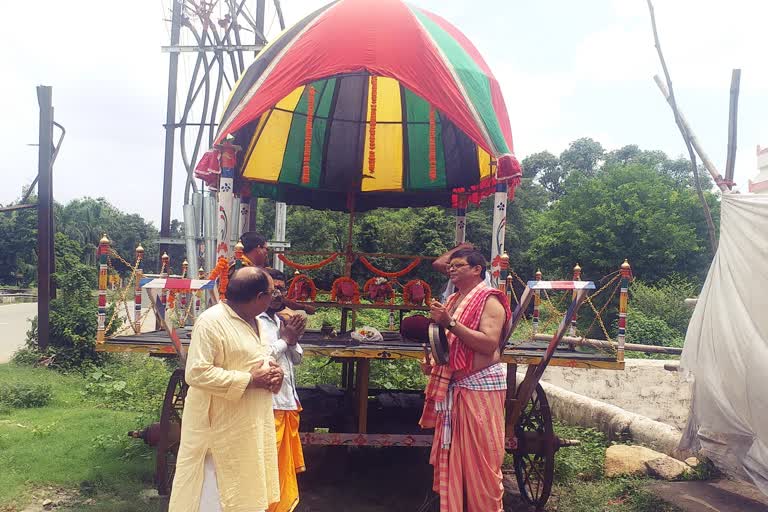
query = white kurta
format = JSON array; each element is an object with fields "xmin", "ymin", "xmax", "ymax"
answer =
[{"xmin": 169, "ymin": 303, "xmax": 280, "ymax": 512}]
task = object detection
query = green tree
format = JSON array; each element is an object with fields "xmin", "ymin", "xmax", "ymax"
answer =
[
  {"xmin": 527, "ymin": 162, "xmax": 718, "ymax": 283},
  {"xmin": 523, "ymin": 151, "xmax": 563, "ymax": 200},
  {"xmin": 560, "ymin": 137, "xmax": 605, "ymax": 177}
]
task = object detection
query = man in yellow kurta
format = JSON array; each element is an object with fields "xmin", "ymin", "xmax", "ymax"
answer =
[{"xmin": 170, "ymin": 267, "xmax": 284, "ymax": 512}]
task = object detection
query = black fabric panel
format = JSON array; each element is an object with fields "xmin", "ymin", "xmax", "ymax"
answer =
[
  {"xmin": 218, "ymin": 1, "xmax": 339, "ymax": 130},
  {"xmin": 439, "ymin": 112, "xmax": 480, "ymax": 189},
  {"xmin": 269, "ymin": 185, "xmax": 453, "ymax": 212},
  {"xmin": 323, "ymin": 74, "xmax": 369, "ymax": 191}
]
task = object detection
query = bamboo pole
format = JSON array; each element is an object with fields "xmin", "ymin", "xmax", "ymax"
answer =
[
  {"xmin": 530, "ymin": 333, "xmax": 682, "ymax": 355},
  {"xmin": 653, "ymin": 76, "xmax": 728, "ymax": 193},
  {"xmin": 725, "ymin": 69, "xmax": 741, "ymax": 186}
]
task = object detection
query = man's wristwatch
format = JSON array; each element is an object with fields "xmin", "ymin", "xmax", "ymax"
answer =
[{"xmin": 446, "ymin": 319, "xmax": 457, "ymax": 331}]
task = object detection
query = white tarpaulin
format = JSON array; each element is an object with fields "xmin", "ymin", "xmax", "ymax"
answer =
[{"xmin": 679, "ymin": 192, "xmax": 768, "ymax": 495}]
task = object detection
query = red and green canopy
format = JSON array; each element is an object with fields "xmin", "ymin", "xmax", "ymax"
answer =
[{"xmin": 212, "ymin": 0, "xmax": 522, "ymax": 211}]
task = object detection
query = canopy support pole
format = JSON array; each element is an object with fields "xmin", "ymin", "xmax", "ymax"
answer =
[
  {"xmin": 490, "ymin": 181, "xmax": 508, "ymax": 289},
  {"xmin": 344, "ymin": 192, "xmax": 356, "ymax": 277}
]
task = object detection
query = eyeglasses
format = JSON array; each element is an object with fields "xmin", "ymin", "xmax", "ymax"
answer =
[
  {"xmin": 447, "ymin": 262, "xmax": 470, "ymax": 271},
  {"xmin": 270, "ymin": 288, "xmax": 284, "ymax": 298}
]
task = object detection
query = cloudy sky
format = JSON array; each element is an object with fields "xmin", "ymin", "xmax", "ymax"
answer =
[{"xmin": 3, "ymin": 0, "xmax": 766, "ymax": 226}]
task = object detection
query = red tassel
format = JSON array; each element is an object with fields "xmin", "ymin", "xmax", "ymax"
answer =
[
  {"xmin": 429, "ymin": 107, "xmax": 437, "ymax": 181},
  {"xmin": 302, "ymin": 86, "xmax": 316, "ymax": 184},
  {"xmin": 368, "ymin": 76, "xmax": 378, "ymax": 175}
]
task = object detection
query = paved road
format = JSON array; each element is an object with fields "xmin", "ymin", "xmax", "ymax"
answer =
[
  {"xmin": 0, "ymin": 303, "xmax": 37, "ymax": 363},
  {"xmin": 650, "ymin": 480, "xmax": 768, "ymax": 512}
]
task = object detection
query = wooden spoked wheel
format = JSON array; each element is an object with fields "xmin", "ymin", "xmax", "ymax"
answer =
[
  {"xmin": 156, "ymin": 368, "xmax": 188, "ymax": 496},
  {"xmin": 513, "ymin": 384, "xmax": 555, "ymax": 510}
]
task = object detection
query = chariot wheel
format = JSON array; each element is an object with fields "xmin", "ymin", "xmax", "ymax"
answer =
[
  {"xmin": 156, "ymin": 368, "xmax": 188, "ymax": 496},
  {"xmin": 512, "ymin": 383, "xmax": 556, "ymax": 510}
]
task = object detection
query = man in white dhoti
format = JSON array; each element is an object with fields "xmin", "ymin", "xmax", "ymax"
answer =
[{"xmin": 169, "ymin": 266, "xmax": 284, "ymax": 512}]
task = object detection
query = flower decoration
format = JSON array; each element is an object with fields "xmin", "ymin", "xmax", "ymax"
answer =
[
  {"xmin": 403, "ymin": 279, "xmax": 432, "ymax": 306},
  {"xmin": 330, "ymin": 277, "xmax": 360, "ymax": 304}
]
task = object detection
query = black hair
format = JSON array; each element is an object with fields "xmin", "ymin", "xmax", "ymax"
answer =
[
  {"xmin": 266, "ymin": 267, "xmax": 286, "ymax": 283},
  {"xmin": 450, "ymin": 248, "xmax": 487, "ymax": 280},
  {"xmin": 226, "ymin": 267, "xmax": 270, "ymax": 303},
  {"xmin": 241, "ymin": 231, "xmax": 268, "ymax": 253}
]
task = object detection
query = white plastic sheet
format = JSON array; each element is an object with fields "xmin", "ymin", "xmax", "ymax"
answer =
[{"xmin": 679, "ymin": 193, "xmax": 768, "ymax": 495}]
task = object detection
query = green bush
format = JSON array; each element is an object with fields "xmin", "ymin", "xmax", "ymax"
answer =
[
  {"xmin": 0, "ymin": 381, "xmax": 53, "ymax": 408},
  {"xmin": 82, "ymin": 354, "xmax": 172, "ymax": 419},
  {"xmin": 22, "ymin": 259, "xmax": 117, "ymax": 370},
  {"xmin": 629, "ymin": 276, "xmax": 697, "ymax": 335},
  {"xmin": 624, "ymin": 309, "xmax": 684, "ymax": 347}
]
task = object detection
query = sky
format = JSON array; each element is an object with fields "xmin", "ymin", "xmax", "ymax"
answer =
[{"xmin": 3, "ymin": 0, "xmax": 766, "ymax": 227}]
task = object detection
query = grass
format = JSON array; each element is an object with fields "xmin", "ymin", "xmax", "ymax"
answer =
[
  {"xmin": 0, "ymin": 363, "xmax": 164, "ymax": 511},
  {"xmin": 0, "ymin": 359, "xmax": 687, "ymax": 512},
  {"xmin": 551, "ymin": 479, "xmax": 682, "ymax": 511}
]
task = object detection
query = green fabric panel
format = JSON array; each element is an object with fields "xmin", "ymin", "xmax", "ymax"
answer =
[
  {"xmin": 404, "ymin": 88, "xmax": 446, "ymax": 190},
  {"xmin": 250, "ymin": 182, "xmax": 279, "ymax": 200},
  {"xmin": 279, "ymin": 79, "xmax": 334, "ymax": 188},
  {"xmin": 410, "ymin": 9, "xmax": 509, "ymax": 155}
]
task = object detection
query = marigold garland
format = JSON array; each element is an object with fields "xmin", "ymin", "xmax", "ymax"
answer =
[
  {"xmin": 363, "ymin": 277, "xmax": 395, "ymax": 305},
  {"xmin": 287, "ymin": 274, "xmax": 317, "ymax": 302},
  {"xmin": 368, "ymin": 76, "xmax": 378, "ymax": 174},
  {"xmin": 207, "ymin": 256, "xmax": 230, "ymax": 300},
  {"xmin": 240, "ymin": 254, "xmax": 255, "ymax": 267},
  {"xmin": 278, "ymin": 252, "xmax": 339, "ymax": 270},
  {"xmin": 359, "ymin": 256, "xmax": 421, "ymax": 278},
  {"xmin": 330, "ymin": 277, "xmax": 360, "ymax": 304},
  {"xmin": 428, "ymin": 107, "xmax": 437, "ymax": 181},
  {"xmin": 302, "ymin": 86, "xmax": 316, "ymax": 184},
  {"xmin": 402, "ymin": 279, "xmax": 432, "ymax": 306}
]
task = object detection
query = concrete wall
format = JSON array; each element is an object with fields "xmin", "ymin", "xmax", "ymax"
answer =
[{"xmin": 540, "ymin": 359, "xmax": 692, "ymax": 430}]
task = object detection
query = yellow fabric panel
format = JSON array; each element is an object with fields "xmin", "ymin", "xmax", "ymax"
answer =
[
  {"xmin": 362, "ymin": 76, "xmax": 403, "ymax": 192},
  {"xmin": 242, "ymin": 86, "xmax": 305, "ymax": 182},
  {"xmin": 478, "ymin": 147, "xmax": 492, "ymax": 180}
]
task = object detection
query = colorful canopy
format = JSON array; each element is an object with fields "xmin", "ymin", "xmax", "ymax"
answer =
[{"xmin": 211, "ymin": 0, "xmax": 522, "ymax": 211}]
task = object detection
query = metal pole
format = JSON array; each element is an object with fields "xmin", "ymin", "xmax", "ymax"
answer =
[
  {"xmin": 36, "ymin": 86, "xmax": 53, "ymax": 351},
  {"xmin": 160, "ymin": 0, "xmax": 183, "ymax": 254}
]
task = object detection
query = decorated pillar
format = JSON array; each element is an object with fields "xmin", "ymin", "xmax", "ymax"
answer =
[
  {"xmin": 180, "ymin": 259, "xmax": 189, "ymax": 326},
  {"xmin": 273, "ymin": 201, "xmax": 287, "ymax": 270},
  {"xmin": 570, "ymin": 263, "xmax": 582, "ymax": 337},
  {"xmin": 490, "ymin": 181, "xmax": 508, "ymax": 288},
  {"xmin": 533, "ymin": 269, "xmax": 542, "ymax": 335},
  {"xmin": 234, "ymin": 240, "xmax": 245, "ymax": 270},
  {"xmin": 194, "ymin": 266, "xmax": 205, "ymax": 319},
  {"xmin": 617, "ymin": 260, "xmax": 632, "ymax": 363},
  {"xmin": 498, "ymin": 252, "xmax": 510, "ymax": 294},
  {"xmin": 134, "ymin": 243, "xmax": 144, "ymax": 333},
  {"xmin": 160, "ymin": 252, "xmax": 170, "ymax": 312},
  {"xmin": 454, "ymin": 203, "xmax": 466, "ymax": 245},
  {"xmin": 215, "ymin": 138, "xmax": 242, "ymax": 260},
  {"xmin": 97, "ymin": 234, "xmax": 110, "ymax": 343},
  {"xmin": 239, "ymin": 187, "xmax": 251, "ymax": 236}
]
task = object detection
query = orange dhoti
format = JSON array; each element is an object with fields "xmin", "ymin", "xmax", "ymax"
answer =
[
  {"xmin": 267, "ymin": 410, "xmax": 305, "ymax": 512},
  {"xmin": 429, "ymin": 387, "xmax": 506, "ymax": 512}
]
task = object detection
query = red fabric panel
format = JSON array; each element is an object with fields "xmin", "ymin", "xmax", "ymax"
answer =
[{"xmin": 217, "ymin": 0, "xmax": 492, "ymax": 163}]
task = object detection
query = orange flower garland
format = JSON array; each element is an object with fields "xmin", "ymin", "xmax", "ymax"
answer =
[
  {"xmin": 428, "ymin": 107, "xmax": 437, "ymax": 181},
  {"xmin": 302, "ymin": 86, "xmax": 316, "ymax": 184},
  {"xmin": 358, "ymin": 256, "xmax": 421, "ymax": 278},
  {"xmin": 330, "ymin": 277, "xmax": 360, "ymax": 304},
  {"xmin": 368, "ymin": 76, "xmax": 378, "ymax": 175},
  {"xmin": 278, "ymin": 252, "xmax": 339, "ymax": 270},
  {"xmin": 207, "ymin": 256, "xmax": 230, "ymax": 300},
  {"xmin": 363, "ymin": 277, "xmax": 394, "ymax": 305},
  {"xmin": 287, "ymin": 274, "xmax": 317, "ymax": 302},
  {"xmin": 403, "ymin": 279, "xmax": 432, "ymax": 306}
]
